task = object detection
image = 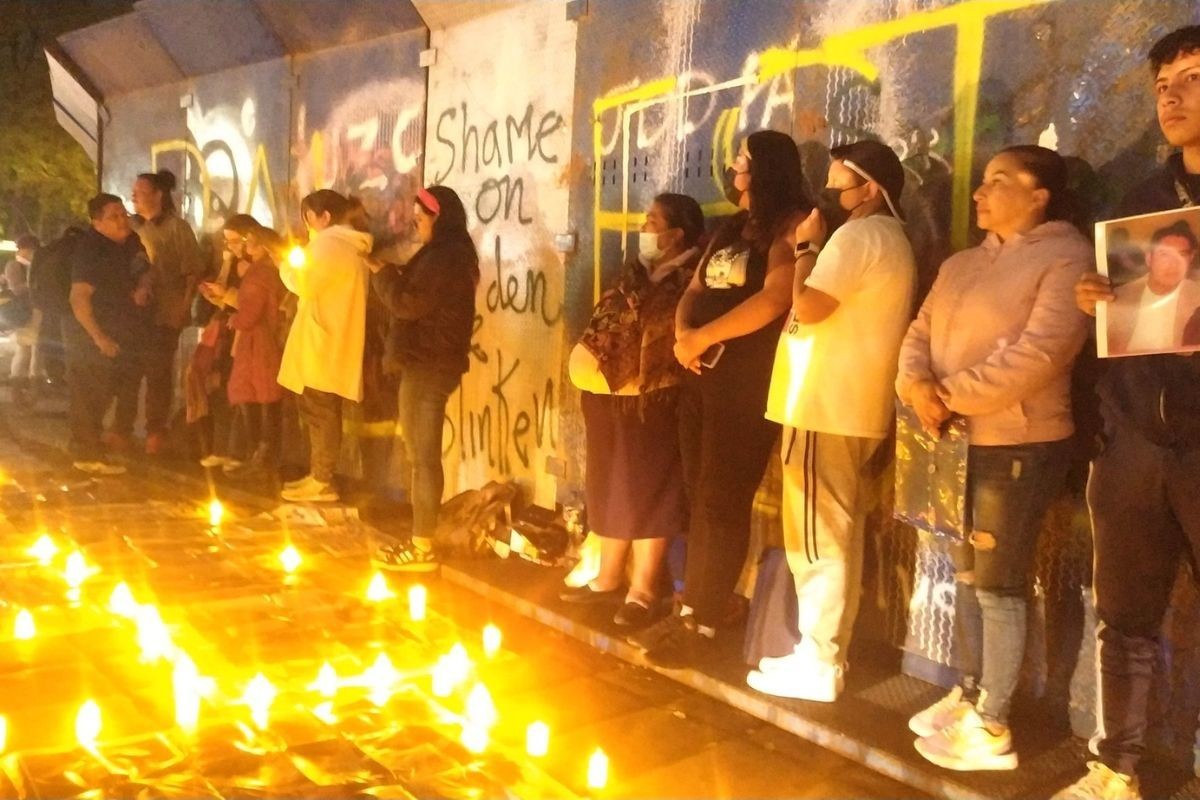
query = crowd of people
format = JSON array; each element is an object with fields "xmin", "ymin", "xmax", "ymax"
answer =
[
  {"xmin": 4, "ymin": 23, "xmax": 1199, "ymax": 800},
  {"xmin": 563, "ymin": 26, "xmax": 1200, "ymax": 800}
]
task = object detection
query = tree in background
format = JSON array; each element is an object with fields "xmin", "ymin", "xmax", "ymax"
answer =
[{"xmin": 0, "ymin": 0, "xmax": 131, "ymax": 240}]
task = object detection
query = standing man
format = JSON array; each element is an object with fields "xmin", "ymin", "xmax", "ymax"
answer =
[
  {"xmin": 1054, "ymin": 25, "xmax": 1200, "ymax": 800},
  {"xmin": 746, "ymin": 140, "xmax": 916, "ymax": 702},
  {"xmin": 66, "ymin": 194, "xmax": 152, "ymax": 475},
  {"xmin": 116, "ymin": 170, "xmax": 203, "ymax": 455}
]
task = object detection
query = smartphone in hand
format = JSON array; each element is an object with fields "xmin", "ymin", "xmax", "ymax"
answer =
[{"xmin": 699, "ymin": 342, "xmax": 725, "ymax": 369}]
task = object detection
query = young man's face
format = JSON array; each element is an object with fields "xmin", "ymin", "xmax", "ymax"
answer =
[{"xmin": 1156, "ymin": 50, "xmax": 1200, "ymax": 147}]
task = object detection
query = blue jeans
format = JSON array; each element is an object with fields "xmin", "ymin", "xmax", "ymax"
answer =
[
  {"xmin": 953, "ymin": 439, "xmax": 1070, "ymax": 724},
  {"xmin": 397, "ymin": 365, "xmax": 460, "ymax": 539}
]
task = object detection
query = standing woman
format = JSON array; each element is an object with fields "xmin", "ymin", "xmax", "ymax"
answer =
[
  {"xmin": 371, "ymin": 186, "xmax": 478, "ymax": 571},
  {"xmin": 565, "ymin": 193, "xmax": 705, "ymax": 627},
  {"xmin": 122, "ymin": 169, "xmax": 205, "ymax": 455},
  {"xmin": 278, "ymin": 190, "xmax": 373, "ymax": 503},
  {"xmin": 225, "ymin": 221, "xmax": 287, "ymax": 480},
  {"xmin": 635, "ymin": 130, "xmax": 813, "ymax": 667},
  {"xmin": 896, "ymin": 145, "xmax": 1092, "ymax": 771}
]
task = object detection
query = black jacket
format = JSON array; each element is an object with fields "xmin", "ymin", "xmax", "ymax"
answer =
[
  {"xmin": 372, "ymin": 237, "xmax": 478, "ymax": 375},
  {"xmin": 1100, "ymin": 153, "xmax": 1200, "ymax": 448}
]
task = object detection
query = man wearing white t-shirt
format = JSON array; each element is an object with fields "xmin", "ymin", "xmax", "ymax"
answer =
[
  {"xmin": 1108, "ymin": 219, "xmax": 1200, "ymax": 355},
  {"xmin": 747, "ymin": 140, "xmax": 916, "ymax": 702}
]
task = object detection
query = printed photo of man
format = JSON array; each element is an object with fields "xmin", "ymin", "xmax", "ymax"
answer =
[{"xmin": 1105, "ymin": 218, "xmax": 1200, "ymax": 355}]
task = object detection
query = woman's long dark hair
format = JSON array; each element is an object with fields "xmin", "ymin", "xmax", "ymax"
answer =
[
  {"xmin": 418, "ymin": 185, "xmax": 479, "ymax": 284},
  {"xmin": 301, "ymin": 189, "xmax": 351, "ymax": 224},
  {"xmin": 137, "ymin": 169, "xmax": 178, "ymax": 216},
  {"xmin": 709, "ymin": 130, "xmax": 811, "ymax": 255},
  {"xmin": 654, "ymin": 192, "xmax": 705, "ymax": 250}
]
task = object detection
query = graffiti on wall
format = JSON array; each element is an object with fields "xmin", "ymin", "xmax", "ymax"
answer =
[
  {"xmin": 425, "ymin": 3, "xmax": 577, "ymax": 499},
  {"xmin": 590, "ymin": 0, "xmax": 1053, "ymax": 301}
]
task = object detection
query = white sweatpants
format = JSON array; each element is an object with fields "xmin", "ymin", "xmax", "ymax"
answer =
[{"xmin": 780, "ymin": 427, "xmax": 883, "ymax": 666}]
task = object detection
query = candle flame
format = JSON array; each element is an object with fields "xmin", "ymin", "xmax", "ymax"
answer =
[
  {"xmin": 287, "ymin": 246, "xmax": 306, "ymax": 268},
  {"xmin": 312, "ymin": 701, "xmax": 337, "ymax": 724},
  {"xmin": 64, "ymin": 550, "xmax": 94, "ymax": 588},
  {"xmin": 408, "ymin": 584, "xmax": 427, "ymax": 621},
  {"xmin": 0, "ymin": 715, "xmax": 7, "ymax": 754},
  {"xmin": 526, "ymin": 721, "xmax": 549, "ymax": 757},
  {"xmin": 207, "ymin": 499, "xmax": 224, "ymax": 527},
  {"xmin": 173, "ymin": 652, "xmax": 202, "ymax": 735},
  {"xmin": 108, "ymin": 582, "xmax": 138, "ymax": 619},
  {"xmin": 312, "ymin": 662, "xmax": 338, "ymax": 698},
  {"xmin": 242, "ymin": 673, "xmax": 276, "ymax": 730},
  {"xmin": 461, "ymin": 723, "xmax": 488, "ymax": 754},
  {"xmin": 363, "ymin": 653, "xmax": 399, "ymax": 707},
  {"xmin": 75, "ymin": 700, "xmax": 101, "ymax": 750},
  {"xmin": 482, "ymin": 624, "xmax": 502, "ymax": 658},
  {"xmin": 133, "ymin": 604, "xmax": 174, "ymax": 663},
  {"xmin": 465, "ymin": 682, "xmax": 497, "ymax": 728},
  {"xmin": 14, "ymin": 609, "xmax": 34, "ymax": 641},
  {"xmin": 28, "ymin": 534, "xmax": 58, "ymax": 566},
  {"xmin": 587, "ymin": 748, "xmax": 609, "ymax": 790},
  {"xmin": 365, "ymin": 572, "xmax": 394, "ymax": 602},
  {"xmin": 431, "ymin": 659, "xmax": 454, "ymax": 697},
  {"xmin": 279, "ymin": 545, "xmax": 302, "ymax": 574}
]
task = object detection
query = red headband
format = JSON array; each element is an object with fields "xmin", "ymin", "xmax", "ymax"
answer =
[{"xmin": 416, "ymin": 187, "xmax": 441, "ymax": 215}]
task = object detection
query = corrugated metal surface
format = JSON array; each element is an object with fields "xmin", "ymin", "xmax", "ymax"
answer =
[
  {"xmin": 252, "ymin": 0, "xmax": 423, "ymax": 53},
  {"xmin": 58, "ymin": 12, "xmax": 184, "ymax": 97},
  {"xmin": 133, "ymin": 0, "xmax": 285, "ymax": 76}
]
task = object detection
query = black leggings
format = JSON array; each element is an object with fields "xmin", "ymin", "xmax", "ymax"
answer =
[{"xmin": 238, "ymin": 402, "xmax": 281, "ymax": 460}]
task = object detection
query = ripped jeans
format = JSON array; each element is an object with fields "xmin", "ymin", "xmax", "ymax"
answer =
[{"xmin": 952, "ymin": 439, "xmax": 1071, "ymax": 725}]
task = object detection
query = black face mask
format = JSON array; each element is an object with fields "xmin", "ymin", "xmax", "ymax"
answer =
[{"xmin": 818, "ymin": 186, "xmax": 866, "ymax": 231}]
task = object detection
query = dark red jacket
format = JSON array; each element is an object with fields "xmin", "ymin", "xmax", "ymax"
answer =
[{"xmin": 227, "ymin": 257, "xmax": 285, "ymax": 406}]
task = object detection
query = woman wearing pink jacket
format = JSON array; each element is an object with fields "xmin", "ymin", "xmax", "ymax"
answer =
[{"xmin": 895, "ymin": 145, "xmax": 1093, "ymax": 773}]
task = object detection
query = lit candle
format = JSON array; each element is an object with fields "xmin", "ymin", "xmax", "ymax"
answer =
[
  {"xmin": 465, "ymin": 682, "xmax": 497, "ymax": 728},
  {"xmin": 408, "ymin": 584, "xmax": 427, "ymax": 621},
  {"xmin": 587, "ymin": 748, "xmax": 609, "ymax": 791},
  {"xmin": 108, "ymin": 582, "xmax": 138, "ymax": 619},
  {"xmin": 431, "ymin": 658, "xmax": 454, "ymax": 697},
  {"xmin": 75, "ymin": 699, "xmax": 101, "ymax": 751},
  {"xmin": 13, "ymin": 609, "xmax": 34, "ymax": 641},
  {"xmin": 0, "ymin": 715, "xmax": 6, "ymax": 753},
  {"xmin": 363, "ymin": 653, "xmax": 398, "ymax": 707},
  {"xmin": 287, "ymin": 246, "xmax": 306, "ymax": 268},
  {"xmin": 365, "ymin": 572, "xmax": 394, "ymax": 602},
  {"xmin": 27, "ymin": 533, "xmax": 57, "ymax": 566},
  {"xmin": 445, "ymin": 643, "xmax": 471, "ymax": 687},
  {"xmin": 312, "ymin": 662, "xmax": 338, "ymax": 698},
  {"xmin": 312, "ymin": 701, "xmax": 337, "ymax": 725},
  {"xmin": 482, "ymin": 624, "xmax": 502, "ymax": 658},
  {"xmin": 173, "ymin": 652, "xmax": 202, "ymax": 735},
  {"xmin": 279, "ymin": 545, "xmax": 302, "ymax": 574},
  {"xmin": 526, "ymin": 721, "xmax": 549, "ymax": 757},
  {"xmin": 243, "ymin": 673, "xmax": 276, "ymax": 731},
  {"xmin": 461, "ymin": 722, "xmax": 488, "ymax": 754},
  {"xmin": 64, "ymin": 550, "xmax": 93, "ymax": 589},
  {"xmin": 207, "ymin": 499, "xmax": 224, "ymax": 527},
  {"xmin": 133, "ymin": 604, "xmax": 174, "ymax": 663}
]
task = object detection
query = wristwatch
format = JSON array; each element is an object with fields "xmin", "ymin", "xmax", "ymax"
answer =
[{"xmin": 794, "ymin": 241, "xmax": 821, "ymax": 258}]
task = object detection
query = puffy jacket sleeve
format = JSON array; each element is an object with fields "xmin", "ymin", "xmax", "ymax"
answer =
[
  {"xmin": 939, "ymin": 252, "xmax": 1092, "ymax": 416},
  {"xmin": 373, "ymin": 246, "xmax": 458, "ymax": 320},
  {"xmin": 895, "ymin": 267, "xmax": 944, "ymax": 405}
]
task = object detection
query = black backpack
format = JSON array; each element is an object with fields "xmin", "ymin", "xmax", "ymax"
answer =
[{"xmin": 29, "ymin": 226, "xmax": 85, "ymax": 317}]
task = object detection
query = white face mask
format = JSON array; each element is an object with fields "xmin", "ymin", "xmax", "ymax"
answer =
[{"xmin": 638, "ymin": 231, "xmax": 664, "ymax": 263}]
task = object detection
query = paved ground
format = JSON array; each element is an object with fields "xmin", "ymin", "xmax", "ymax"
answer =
[{"xmin": 0, "ymin": 409, "xmax": 925, "ymax": 799}]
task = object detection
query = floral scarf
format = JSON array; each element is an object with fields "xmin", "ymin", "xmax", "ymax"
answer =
[{"xmin": 578, "ymin": 247, "xmax": 700, "ymax": 395}]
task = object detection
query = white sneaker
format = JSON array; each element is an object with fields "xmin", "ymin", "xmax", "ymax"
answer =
[
  {"xmin": 281, "ymin": 479, "xmax": 338, "ymax": 503},
  {"xmin": 74, "ymin": 460, "xmax": 126, "ymax": 476},
  {"xmin": 1050, "ymin": 761, "xmax": 1141, "ymax": 800},
  {"xmin": 746, "ymin": 658, "xmax": 844, "ymax": 702},
  {"xmin": 283, "ymin": 474, "xmax": 314, "ymax": 491},
  {"xmin": 914, "ymin": 707, "xmax": 1018, "ymax": 771},
  {"xmin": 909, "ymin": 686, "xmax": 974, "ymax": 737},
  {"xmin": 756, "ymin": 646, "xmax": 804, "ymax": 673}
]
